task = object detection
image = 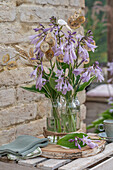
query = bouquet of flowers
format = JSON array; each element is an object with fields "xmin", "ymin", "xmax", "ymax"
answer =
[{"xmin": 13, "ymin": 14, "xmax": 104, "ymax": 137}]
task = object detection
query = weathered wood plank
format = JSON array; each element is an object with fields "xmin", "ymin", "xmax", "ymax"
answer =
[
  {"xmin": 59, "ymin": 143, "xmax": 113, "ymax": 170},
  {"xmin": 0, "ymin": 161, "xmax": 40, "ymax": 170},
  {"xmin": 18, "ymin": 157, "xmax": 47, "ymax": 167},
  {"xmin": 37, "ymin": 159, "xmax": 71, "ymax": 170},
  {"xmin": 90, "ymin": 157, "xmax": 113, "ymax": 170}
]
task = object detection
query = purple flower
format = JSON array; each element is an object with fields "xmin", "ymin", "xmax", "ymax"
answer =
[
  {"xmin": 81, "ymin": 71, "xmax": 91, "ymax": 82},
  {"xmin": 108, "ymin": 62, "xmax": 113, "ymax": 75},
  {"xmin": 36, "ymin": 73, "xmax": 46, "ymax": 90},
  {"xmin": 55, "ymin": 69, "xmax": 64, "ymax": 77},
  {"xmin": 30, "ymin": 67, "xmax": 38, "ymax": 79},
  {"xmin": 84, "ymin": 40, "xmax": 97, "ymax": 52},
  {"xmin": 87, "ymin": 142, "xmax": 98, "ymax": 149},
  {"xmin": 94, "ymin": 68, "xmax": 104, "ymax": 82},
  {"xmin": 109, "ymin": 109, "xmax": 113, "ymax": 113},
  {"xmin": 69, "ymin": 139, "xmax": 74, "ymax": 142},
  {"xmin": 55, "ymin": 76, "xmax": 64, "ymax": 91},
  {"xmin": 62, "ymin": 81, "xmax": 68, "ymax": 95},
  {"xmin": 73, "ymin": 68, "xmax": 84, "ymax": 76},
  {"xmin": 79, "ymin": 45, "xmax": 89, "ymax": 60},
  {"xmin": 67, "ymin": 82, "xmax": 73, "ymax": 91},
  {"xmin": 63, "ymin": 49, "xmax": 69, "ymax": 64}
]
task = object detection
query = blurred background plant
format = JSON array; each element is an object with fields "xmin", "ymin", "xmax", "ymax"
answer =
[{"xmin": 85, "ymin": 0, "xmax": 107, "ymax": 66}]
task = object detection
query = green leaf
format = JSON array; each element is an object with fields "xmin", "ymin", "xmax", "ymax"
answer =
[
  {"xmin": 77, "ymin": 76, "xmax": 96, "ymax": 92},
  {"xmin": 57, "ymin": 133, "xmax": 87, "ymax": 149},
  {"xmin": 21, "ymin": 85, "xmax": 51, "ymax": 99}
]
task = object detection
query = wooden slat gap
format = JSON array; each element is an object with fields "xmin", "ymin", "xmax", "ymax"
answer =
[
  {"xmin": 86, "ymin": 156, "xmax": 113, "ymax": 169},
  {"xmin": 34, "ymin": 158, "xmax": 49, "ymax": 167}
]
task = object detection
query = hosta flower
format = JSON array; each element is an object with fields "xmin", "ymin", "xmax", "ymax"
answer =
[
  {"xmin": 94, "ymin": 68, "xmax": 104, "ymax": 82},
  {"xmin": 73, "ymin": 68, "xmax": 84, "ymax": 76},
  {"xmin": 108, "ymin": 62, "xmax": 113, "ymax": 75},
  {"xmin": 79, "ymin": 45, "xmax": 89, "ymax": 60},
  {"xmin": 55, "ymin": 76, "xmax": 64, "ymax": 91},
  {"xmin": 30, "ymin": 67, "xmax": 38, "ymax": 79},
  {"xmin": 36, "ymin": 73, "xmax": 46, "ymax": 90},
  {"xmin": 84, "ymin": 40, "xmax": 97, "ymax": 52}
]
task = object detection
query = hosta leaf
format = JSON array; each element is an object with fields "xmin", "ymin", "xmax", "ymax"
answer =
[
  {"xmin": 57, "ymin": 133, "xmax": 87, "ymax": 149},
  {"xmin": 77, "ymin": 76, "xmax": 96, "ymax": 92}
]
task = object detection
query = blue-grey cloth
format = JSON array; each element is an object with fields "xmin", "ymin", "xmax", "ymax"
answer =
[{"xmin": 0, "ymin": 135, "xmax": 48, "ymax": 157}]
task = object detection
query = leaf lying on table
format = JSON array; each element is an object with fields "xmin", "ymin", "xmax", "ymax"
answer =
[{"xmin": 57, "ymin": 133, "xmax": 87, "ymax": 149}]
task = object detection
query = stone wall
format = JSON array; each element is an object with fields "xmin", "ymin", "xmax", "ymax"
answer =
[{"xmin": 0, "ymin": 0, "xmax": 85, "ymax": 145}]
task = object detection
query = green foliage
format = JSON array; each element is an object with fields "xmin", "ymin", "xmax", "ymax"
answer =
[
  {"xmin": 85, "ymin": 0, "xmax": 107, "ymax": 65},
  {"xmin": 87, "ymin": 107, "xmax": 113, "ymax": 133},
  {"xmin": 77, "ymin": 76, "xmax": 96, "ymax": 92},
  {"xmin": 57, "ymin": 133, "xmax": 87, "ymax": 149}
]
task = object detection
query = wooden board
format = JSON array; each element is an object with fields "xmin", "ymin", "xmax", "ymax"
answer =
[{"xmin": 41, "ymin": 138, "xmax": 106, "ymax": 159}]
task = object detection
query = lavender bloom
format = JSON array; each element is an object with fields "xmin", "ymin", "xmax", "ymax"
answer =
[
  {"xmin": 62, "ymin": 81, "xmax": 68, "ymax": 95},
  {"xmin": 84, "ymin": 40, "xmax": 97, "ymax": 52},
  {"xmin": 109, "ymin": 109, "xmax": 113, "ymax": 113},
  {"xmin": 36, "ymin": 73, "xmax": 46, "ymax": 90},
  {"xmin": 30, "ymin": 67, "xmax": 38, "ymax": 79},
  {"xmin": 55, "ymin": 69, "xmax": 64, "ymax": 77},
  {"xmin": 63, "ymin": 49, "xmax": 69, "ymax": 64},
  {"xmin": 79, "ymin": 45, "xmax": 89, "ymax": 60},
  {"xmin": 67, "ymin": 82, "xmax": 73, "ymax": 91},
  {"xmin": 108, "ymin": 62, "xmax": 113, "ymax": 75},
  {"xmin": 87, "ymin": 142, "xmax": 98, "ymax": 149},
  {"xmin": 55, "ymin": 76, "xmax": 64, "ymax": 91},
  {"xmin": 81, "ymin": 71, "xmax": 91, "ymax": 82},
  {"xmin": 73, "ymin": 68, "xmax": 84, "ymax": 76},
  {"xmin": 94, "ymin": 68, "xmax": 104, "ymax": 82},
  {"xmin": 108, "ymin": 97, "xmax": 113, "ymax": 105},
  {"xmin": 69, "ymin": 139, "xmax": 74, "ymax": 142}
]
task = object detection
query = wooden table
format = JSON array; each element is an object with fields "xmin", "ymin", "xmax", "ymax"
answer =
[{"xmin": 1, "ymin": 142, "xmax": 113, "ymax": 170}]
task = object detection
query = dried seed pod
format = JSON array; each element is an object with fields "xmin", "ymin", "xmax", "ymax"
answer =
[
  {"xmin": 56, "ymin": 54, "xmax": 64, "ymax": 63},
  {"xmin": 45, "ymin": 49, "xmax": 54, "ymax": 60},
  {"xmin": 14, "ymin": 45, "xmax": 29, "ymax": 58},
  {"xmin": 7, "ymin": 61, "xmax": 17, "ymax": 70},
  {"xmin": 83, "ymin": 58, "xmax": 90, "ymax": 64},
  {"xmin": 40, "ymin": 41, "xmax": 50, "ymax": 53},
  {"xmin": 29, "ymin": 47, "xmax": 34, "ymax": 58},
  {"xmin": 46, "ymin": 33, "xmax": 52, "ymax": 39},
  {"xmin": 45, "ymin": 37, "xmax": 55, "ymax": 47},
  {"xmin": 68, "ymin": 16, "xmax": 85, "ymax": 29},
  {"xmin": 2, "ymin": 54, "xmax": 10, "ymax": 63}
]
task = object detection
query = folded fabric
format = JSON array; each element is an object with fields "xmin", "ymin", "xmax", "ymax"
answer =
[
  {"xmin": 0, "ymin": 135, "xmax": 48, "ymax": 157},
  {"xmin": 7, "ymin": 147, "xmax": 42, "ymax": 160}
]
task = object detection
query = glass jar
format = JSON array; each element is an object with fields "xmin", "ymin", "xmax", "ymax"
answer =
[{"xmin": 47, "ymin": 97, "xmax": 80, "ymax": 135}]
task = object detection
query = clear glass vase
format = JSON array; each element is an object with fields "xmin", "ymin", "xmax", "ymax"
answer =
[{"xmin": 46, "ymin": 97, "xmax": 80, "ymax": 142}]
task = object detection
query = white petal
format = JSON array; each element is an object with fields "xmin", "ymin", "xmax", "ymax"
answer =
[{"xmin": 58, "ymin": 19, "xmax": 67, "ymax": 26}]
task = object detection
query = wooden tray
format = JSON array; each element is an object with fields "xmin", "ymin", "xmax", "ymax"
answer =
[{"xmin": 41, "ymin": 138, "xmax": 106, "ymax": 159}]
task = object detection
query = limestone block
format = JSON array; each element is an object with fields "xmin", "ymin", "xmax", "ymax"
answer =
[
  {"xmin": 20, "ymin": 5, "xmax": 75, "ymax": 23},
  {"xmin": 0, "ymin": 88, "xmax": 16, "ymax": 107},
  {"xmin": 0, "ymin": 46, "xmax": 15, "ymax": 64},
  {"xmin": 15, "ymin": 118, "xmax": 46, "ymax": 137},
  {"xmin": 0, "ymin": 67, "xmax": 33, "ymax": 87},
  {"xmin": 0, "ymin": 22, "xmax": 33, "ymax": 44},
  {"xmin": 80, "ymin": 104, "xmax": 86, "ymax": 120},
  {"xmin": 70, "ymin": 0, "xmax": 85, "ymax": 8},
  {"xmin": 0, "ymin": 4, "xmax": 16, "ymax": 22},
  {"xmin": 16, "ymin": 86, "xmax": 45, "ymax": 103},
  {"xmin": 37, "ymin": 99, "xmax": 51, "ymax": 118},
  {"xmin": 0, "ymin": 128, "xmax": 16, "ymax": 145},
  {"xmin": 36, "ymin": 0, "xmax": 69, "ymax": 6},
  {"xmin": 0, "ymin": 103, "xmax": 37, "ymax": 129},
  {"xmin": 80, "ymin": 121, "xmax": 86, "ymax": 132},
  {"xmin": 77, "ymin": 90, "xmax": 86, "ymax": 104}
]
